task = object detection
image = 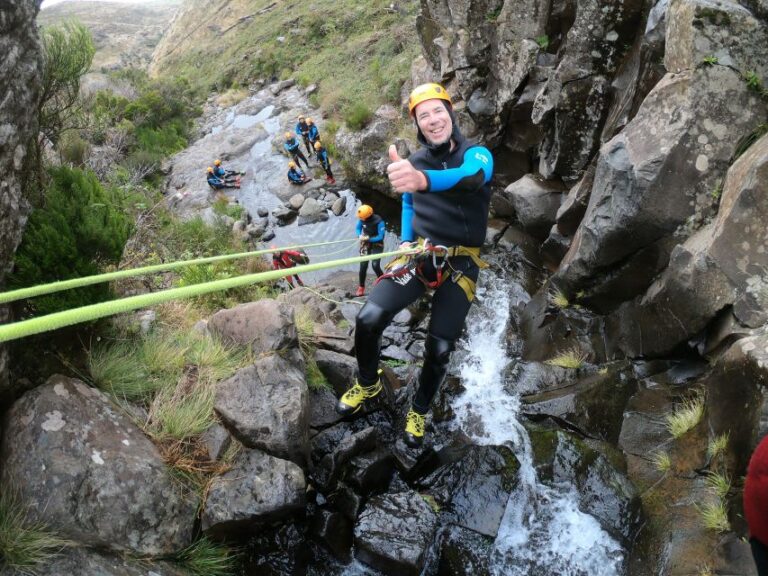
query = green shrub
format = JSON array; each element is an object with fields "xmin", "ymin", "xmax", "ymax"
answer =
[
  {"xmin": 343, "ymin": 102, "xmax": 373, "ymax": 130},
  {"xmin": 58, "ymin": 131, "xmax": 89, "ymax": 166},
  {"xmin": 9, "ymin": 167, "xmax": 132, "ymax": 315}
]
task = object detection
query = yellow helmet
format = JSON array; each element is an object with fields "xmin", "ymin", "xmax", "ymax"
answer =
[
  {"xmin": 307, "ymin": 118, "xmax": 314, "ymax": 124},
  {"xmin": 408, "ymin": 82, "xmax": 452, "ymax": 117},
  {"xmin": 207, "ymin": 166, "xmax": 214, "ymax": 173},
  {"xmin": 288, "ymin": 161, "xmax": 296, "ymax": 168},
  {"xmin": 284, "ymin": 132, "xmax": 292, "ymax": 139},
  {"xmin": 214, "ymin": 159, "xmax": 222, "ymax": 166},
  {"xmin": 298, "ymin": 115, "xmax": 305, "ymax": 121},
  {"xmin": 314, "ymin": 141, "xmax": 322, "ymax": 150},
  {"xmin": 357, "ymin": 204, "xmax": 373, "ymax": 220}
]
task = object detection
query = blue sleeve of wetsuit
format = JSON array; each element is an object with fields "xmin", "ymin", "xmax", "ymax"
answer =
[
  {"xmin": 401, "ymin": 193, "xmax": 414, "ymax": 242},
  {"xmin": 295, "ymin": 124, "xmax": 302, "ymax": 136},
  {"xmin": 368, "ymin": 220, "xmax": 385, "ymax": 243},
  {"xmin": 422, "ymin": 146, "xmax": 493, "ymax": 193},
  {"xmin": 356, "ymin": 220, "xmax": 363, "ymax": 236}
]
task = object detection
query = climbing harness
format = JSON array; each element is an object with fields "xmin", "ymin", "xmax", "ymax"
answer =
[{"xmin": 374, "ymin": 238, "xmax": 487, "ymax": 302}]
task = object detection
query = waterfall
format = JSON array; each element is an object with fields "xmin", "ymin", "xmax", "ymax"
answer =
[{"xmin": 451, "ymin": 272, "xmax": 624, "ymax": 576}]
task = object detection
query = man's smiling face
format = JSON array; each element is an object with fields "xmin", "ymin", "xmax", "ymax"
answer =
[{"xmin": 415, "ymin": 99, "xmax": 452, "ymax": 146}]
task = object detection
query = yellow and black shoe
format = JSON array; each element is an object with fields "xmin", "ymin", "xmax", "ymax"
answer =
[
  {"xmin": 404, "ymin": 409, "xmax": 426, "ymax": 448},
  {"xmin": 336, "ymin": 378, "xmax": 382, "ymax": 416}
]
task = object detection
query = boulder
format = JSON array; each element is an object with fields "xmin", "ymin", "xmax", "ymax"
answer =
[
  {"xmin": 201, "ymin": 423, "xmax": 232, "ymax": 461},
  {"xmin": 0, "ymin": 0, "xmax": 41, "ymax": 402},
  {"xmin": 215, "ymin": 355, "xmax": 309, "ymax": 464},
  {"xmin": 289, "ymin": 192, "xmax": 305, "ymax": 209},
  {"xmin": 309, "ymin": 387, "xmax": 345, "ymax": 430},
  {"xmin": 0, "ymin": 376, "xmax": 195, "ymax": 555},
  {"xmin": 311, "ymin": 426, "xmax": 378, "ymax": 491},
  {"xmin": 297, "ymin": 197, "xmax": 328, "ymax": 225},
  {"xmin": 310, "ymin": 508, "xmax": 353, "ymax": 561},
  {"xmin": 502, "ymin": 174, "xmax": 566, "ymax": 240},
  {"xmin": 331, "ymin": 195, "xmax": 347, "ymax": 216},
  {"xmin": 354, "ymin": 491, "xmax": 438, "ymax": 576},
  {"xmin": 208, "ymin": 299, "xmax": 297, "ymax": 355},
  {"xmin": 314, "ymin": 349, "xmax": 357, "ymax": 396},
  {"xmin": 437, "ymin": 525, "xmax": 492, "ymax": 576},
  {"xmin": 201, "ymin": 448, "xmax": 305, "ymax": 538},
  {"xmin": 607, "ymin": 132, "xmax": 768, "ymax": 357}
]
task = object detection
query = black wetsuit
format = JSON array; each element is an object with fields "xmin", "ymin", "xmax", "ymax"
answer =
[{"xmin": 357, "ymin": 214, "xmax": 385, "ymax": 286}]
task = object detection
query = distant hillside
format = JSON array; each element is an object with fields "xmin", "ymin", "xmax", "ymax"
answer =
[
  {"xmin": 149, "ymin": 0, "xmax": 420, "ymax": 122},
  {"xmin": 38, "ymin": 1, "xmax": 181, "ymax": 71}
]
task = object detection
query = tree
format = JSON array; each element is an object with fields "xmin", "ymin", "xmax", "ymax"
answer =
[{"xmin": 35, "ymin": 21, "xmax": 95, "ymax": 179}]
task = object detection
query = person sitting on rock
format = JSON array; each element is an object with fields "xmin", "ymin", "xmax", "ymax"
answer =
[
  {"xmin": 307, "ymin": 118, "xmax": 320, "ymax": 148},
  {"xmin": 745, "ymin": 434, "xmax": 768, "ymax": 575},
  {"xmin": 355, "ymin": 204, "xmax": 385, "ymax": 297},
  {"xmin": 284, "ymin": 132, "xmax": 310, "ymax": 169},
  {"xmin": 271, "ymin": 245, "xmax": 307, "ymax": 289},
  {"xmin": 287, "ymin": 161, "xmax": 311, "ymax": 185},
  {"xmin": 213, "ymin": 158, "xmax": 244, "ymax": 181},
  {"xmin": 314, "ymin": 141, "xmax": 335, "ymax": 184},
  {"xmin": 207, "ymin": 166, "xmax": 239, "ymax": 190},
  {"xmin": 335, "ymin": 83, "xmax": 493, "ymax": 449},
  {"xmin": 295, "ymin": 115, "xmax": 313, "ymax": 157}
]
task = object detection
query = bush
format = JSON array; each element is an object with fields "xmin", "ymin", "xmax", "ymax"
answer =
[
  {"xmin": 9, "ymin": 167, "xmax": 132, "ymax": 316},
  {"xmin": 58, "ymin": 131, "xmax": 89, "ymax": 166},
  {"xmin": 343, "ymin": 102, "xmax": 373, "ymax": 130}
]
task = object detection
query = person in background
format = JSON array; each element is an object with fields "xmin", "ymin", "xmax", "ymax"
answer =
[
  {"xmin": 355, "ymin": 204, "xmax": 385, "ymax": 297},
  {"xmin": 284, "ymin": 132, "xmax": 310, "ymax": 169},
  {"xmin": 295, "ymin": 115, "xmax": 313, "ymax": 157},
  {"xmin": 271, "ymin": 246, "xmax": 308, "ymax": 289},
  {"xmin": 745, "ymin": 434, "xmax": 768, "ymax": 575},
  {"xmin": 307, "ymin": 118, "xmax": 320, "ymax": 148},
  {"xmin": 335, "ymin": 83, "xmax": 493, "ymax": 449},
  {"xmin": 206, "ymin": 166, "xmax": 239, "ymax": 189},
  {"xmin": 213, "ymin": 158, "xmax": 244, "ymax": 180},
  {"xmin": 287, "ymin": 161, "xmax": 310, "ymax": 185},
  {"xmin": 314, "ymin": 141, "xmax": 336, "ymax": 184}
]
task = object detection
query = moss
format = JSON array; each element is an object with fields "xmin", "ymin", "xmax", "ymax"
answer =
[{"xmin": 696, "ymin": 7, "xmax": 731, "ymax": 26}]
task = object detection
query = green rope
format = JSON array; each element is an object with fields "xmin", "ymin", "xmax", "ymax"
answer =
[
  {"xmin": 0, "ymin": 247, "xmax": 419, "ymax": 343},
  {"xmin": 0, "ymin": 238, "xmax": 358, "ymax": 305}
]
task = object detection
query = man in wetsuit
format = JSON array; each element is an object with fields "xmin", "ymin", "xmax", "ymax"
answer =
[
  {"xmin": 287, "ymin": 161, "xmax": 310, "ymax": 185},
  {"xmin": 284, "ymin": 132, "xmax": 310, "ymax": 169},
  {"xmin": 335, "ymin": 83, "xmax": 494, "ymax": 448},
  {"xmin": 206, "ymin": 166, "xmax": 239, "ymax": 190},
  {"xmin": 314, "ymin": 141, "xmax": 336, "ymax": 184},
  {"xmin": 355, "ymin": 204, "xmax": 385, "ymax": 297},
  {"xmin": 271, "ymin": 246, "xmax": 307, "ymax": 289},
  {"xmin": 295, "ymin": 115, "xmax": 313, "ymax": 157}
]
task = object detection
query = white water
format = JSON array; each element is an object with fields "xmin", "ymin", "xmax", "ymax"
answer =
[{"xmin": 451, "ymin": 274, "xmax": 624, "ymax": 576}]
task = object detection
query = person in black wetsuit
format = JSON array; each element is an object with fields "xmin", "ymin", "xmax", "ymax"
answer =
[
  {"xmin": 335, "ymin": 82, "xmax": 494, "ymax": 448},
  {"xmin": 355, "ymin": 204, "xmax": 385, "ymax": 297}
]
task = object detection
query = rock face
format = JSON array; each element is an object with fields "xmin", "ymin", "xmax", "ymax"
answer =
[
  {"xmin": 0, "ymin": 0, "xmax": 42, "ymax": 401},
  {"xmin": 215, "ymin": 355, "xmax": 309, "ymax": 465},
  {"xmin": 0, "ymin": 376, "xmax": 195, "ymax": 555},
  {"xmin": 202, "ymin": 448, "xmax": 306, "ymax": 538},
  {"xmin": 608, "ymin": 133, "xmax": 768, "ymax": 356}
]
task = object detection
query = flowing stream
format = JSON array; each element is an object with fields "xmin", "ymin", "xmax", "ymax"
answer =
[{"xmin": 450, "ymin": 271, "xmax": 624, "ymax": 576}]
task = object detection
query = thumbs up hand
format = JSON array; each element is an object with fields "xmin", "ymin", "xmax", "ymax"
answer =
[{"xmin": 386, "ymin": 144, "xmax": 427, "ymax": 194}]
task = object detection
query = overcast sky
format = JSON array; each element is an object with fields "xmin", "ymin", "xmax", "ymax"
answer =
[{"xmin": 41, "ymin": 0, "xmax": 165, "ymax": 8}]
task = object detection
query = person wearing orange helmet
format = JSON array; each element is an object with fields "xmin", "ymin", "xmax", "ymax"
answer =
[
  {"xmin": 284, "ymin": 131, "xmax": 310, "ymax": 169},
  {"xmin": 354, "ymin": 204, "xmax": 385, "ymax": 297},
  {"xmin": 213, "ymin": 158, "xmax": 245, "ymax": 182},
  {"xmin": 314, "ymin": 141, "xmax": 335, "ymax": 184},
  {"xmin": 287, "ymin": 160, "xmax": 310, "ymax": 185},
  {"xmin": 336, "ymin": 82, "xmax": 493, "ymax": 449},
  {"xmin": 295, "ymin": 115, "xmax": 313, "ymax": 158},
  {"xmin": 306, "ymin": 118, "xmax": 320, "ymax": 149},
  {"xmin": 206, "ymin": 166, "xmax": 239, "ymax": 190}
]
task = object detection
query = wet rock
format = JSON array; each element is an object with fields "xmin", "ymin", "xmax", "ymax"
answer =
[
  {"xmin": 522, "ymin": 361, "xmax": 637, "ymax": 443},
  {"xmin": 309, "ymin": 387, "xmax": 345, "ymax": 430},
  {"xmin": 314, "ymin": 349, "xmax": 357, "ymax": 396},
  {"xmin": 438, "ymin": 524, "xmax": 492, "ymax": 576},
  {"xmin": 556, "ymin": 161, "xmax": 596, "ymax": 237},
  {"xmin": 257, "ymin": 207, "xmax": 269, "ymax": 217},
  {"xmin": 327, "ymin": 481, "xmax": 364, "ymax": 523},
  {"xmin": 242, "ymin": 522, "xmax": 310, "ymax": 575},
  {"xmin": 215, "ymin": 355, "xmax": 309, "ymax": 465},
  {"xmin": 298, "ymin": 197, "xmax": 329, "ymax": 225},
  {"xmin": 201, "ymin": 449, "xmax": 305, "ymax": 538},
  {"xmin": 504, "ymin": 174, "xmax": 567, "ymax": 240},
  {"xmin": 0, "ymin": 376, "xmax": 195, "ymax": 555},
  {"xmin": 419, "ymin": 445, "xmax": 520, "ymax": 538},
  {"xmin": 310, "ymin": 508, "xmax": 353, "ymax": 561},
  {"xmin": 208, "ymin": 299, "xmax": 298, "ymax": 355},
  {"xmin": 540, "ymin": 224, "xmax": 571, "ymax": 270},
  {"xmin": 496, "ymin": 225, "xmax": 543, "ymax": 270},
  {"xmin": 345, "ymin": 449, "xmax": 396, "ymax": 494},
  {"xmin": 331, "ymin": 195, "xmax": 347, "ymax": 216},
  {"xmin": 246, "ymin": 222, "xmax": 266, "ymax": 238},
  {"xmin": 0, "ymin": 546, "xmax": 187, "ymax": 576},
  {"xmin": 311, "ymin": 426, "xmax": 378, "ymax": 491},
  {"xmin": 354, "ymin": 491, "xmax": 438, "ymax": 576},
  {"xmin": 607, "ymin": 133, "xmax": 768, "ymax": 357},
  {"xmin": 289, "ymin": 193, "xmax": 306, "ymax": 210},
  {"xmin": 272, "ymin": 206, "xmax": 297, "ymax": 225}
]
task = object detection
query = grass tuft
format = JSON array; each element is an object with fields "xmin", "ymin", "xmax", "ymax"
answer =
[
  {"xmin": 651, "ymin": 451, "xmax": 671, "ymax": 473},
  {"xmin": 89, "ymin": 341, "xmax": 158, "ymax": 401},
  {"xmin": 545, "ymin": 347, "xmax": 588, "ymax": 369},
  {"xmin": 666, "ymin": 394, "xmax": 705, "ymax": 438},
  {"xmin": 696, "ymin": 500, "xmax": 730, "ymax": 533},
  {"xmin": 705, "ymin": 471, "xmax": 731, "ymax": 500},
  {"xmin": 0, "ymin": 490, "xmax": 69, "ymax": 571},
  {"xmin": 171, "ymin": 537, "xmax": 238, "ymax": 576},
  {"xmin": 707, "ymin": 432, "xmax": 729, "ymax": 460},
  {"xmin": 148, "ymin": 378, "xmax": 217, "ymax": 440},
  {"xmin": 549, "ymin": 289, "xmax": 569, "ymax": 308},
  {"xmin": 306, "ymin": 356, "xmax": 331, "ymax": 391}
]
